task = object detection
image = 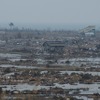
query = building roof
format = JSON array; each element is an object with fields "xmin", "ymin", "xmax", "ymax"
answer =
[{"xmin": 43, "ymin": 41, "xmax": 65, "ymax": 47}]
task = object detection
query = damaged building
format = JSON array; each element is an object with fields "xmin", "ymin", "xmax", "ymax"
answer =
[
  {"xmin": 43, "ymin": 41, "xmax": 65, "ymax": 54},
  {"xmin": 79, "ymin": 25, "xmax": 95, "ymax": 37}
]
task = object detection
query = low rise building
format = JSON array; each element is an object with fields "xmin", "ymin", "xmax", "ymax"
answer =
[{"xmin": 43, "ymin": 41, "xmax": 65, "ymax": 54}]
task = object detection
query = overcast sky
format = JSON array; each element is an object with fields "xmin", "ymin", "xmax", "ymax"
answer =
[{"xmin": 0, "ymin": 0, "xmax": 100, "ymax": 26}]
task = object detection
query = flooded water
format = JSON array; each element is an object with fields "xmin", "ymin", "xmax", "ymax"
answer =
[
  {"xmin": 0, "ymin": 84, "xmax": 50, "ymax": 91},
  {"xmin": 0, "ymin": 83, "xmax": 100, "ymax": 94},
  {"xmin": 0, "ymin": 55, "xmax": 100, "ymax": 97},
  {"xmin": 0, "ymin": 64, "xmax": 40, "ymax": 69},
  {"xmin": 60, "ymin": 71, "xmax": 100, "ymax": 76},
  {"xmin": 57, "ymin": 57, "xmax": 100, "ymax": 67},
  {"xmin": 54, "ymin": 83, "xmax": 100, "ymax": 94},
  {"xmin": 0, "ymin": 53, "xmax": 21, "ymax": 59},
  {"xmin": 9, "ymin": 59, "xmax": 27, "ymax": 62},
  {"xmin": 74, "ymin": 96, "xmax": 89, "ymax": 100}
]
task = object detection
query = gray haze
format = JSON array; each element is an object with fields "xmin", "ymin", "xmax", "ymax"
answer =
[{"xmin": 0, "ymin": 0, "xmax": 100, "ymax": 28}]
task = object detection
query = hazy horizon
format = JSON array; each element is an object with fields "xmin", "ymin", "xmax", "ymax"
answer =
[
  {"xmin": 0, "ymin": 0, "xmax": 100, "ymax": 28},
  {"xmin": 0, "ymin": 22, "xmax": 100, "ymax": 30}
]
